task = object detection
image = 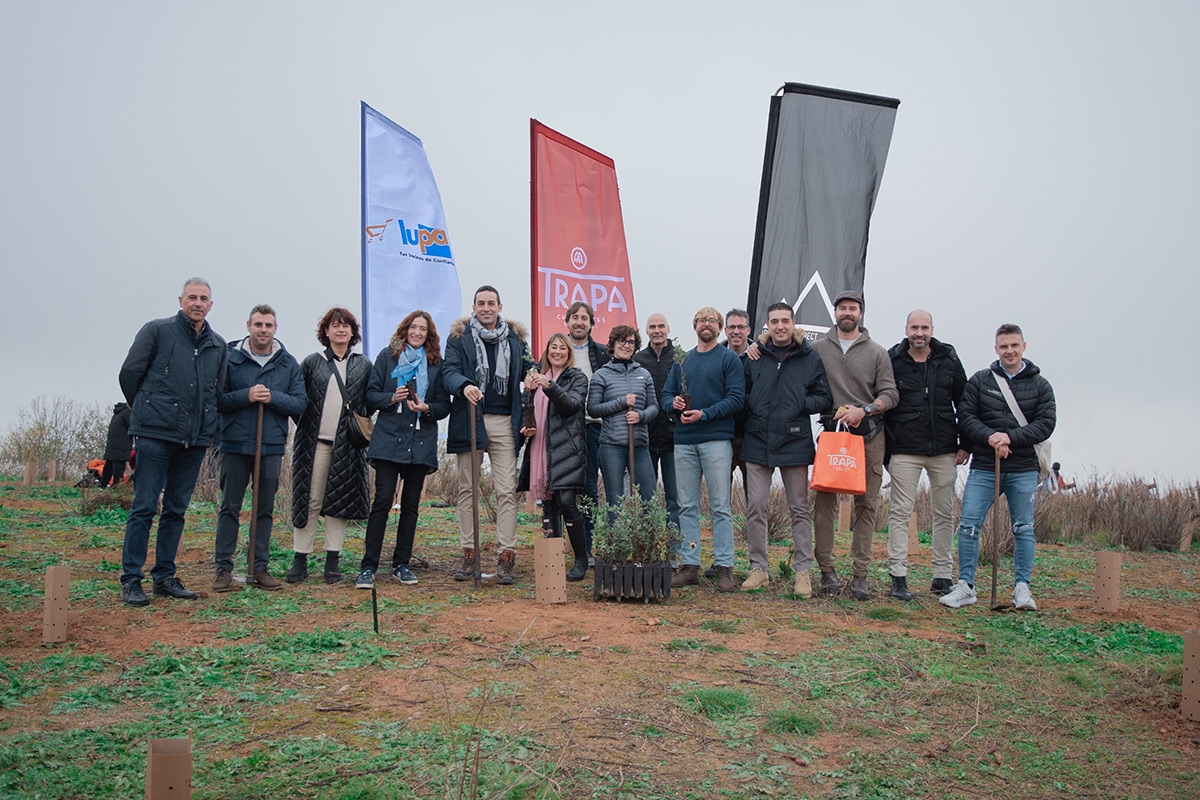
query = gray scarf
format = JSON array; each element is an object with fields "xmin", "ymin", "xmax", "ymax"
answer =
[{"xmin": 469, "ymin": 315, "xmax": 511, "ymax": 397}]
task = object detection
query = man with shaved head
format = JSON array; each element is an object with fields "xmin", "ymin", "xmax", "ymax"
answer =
[
  {"xmin": 883, "ymin": 310, "xmax": 968, "ymax": 600},
  {"xmin": 634, "ymin": 313, "xmax": 680, "ymax": 534}
]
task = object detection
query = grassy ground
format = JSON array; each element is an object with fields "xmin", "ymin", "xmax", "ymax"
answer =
[{"xmin": 1, "ymin": 478, "xmax": 1198, "ymax": 799}]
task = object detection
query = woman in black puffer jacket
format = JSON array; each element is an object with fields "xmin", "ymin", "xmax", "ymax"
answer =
[{"xmin": 518, "ymin": 332, "xmax": 589, "ymax": 580}]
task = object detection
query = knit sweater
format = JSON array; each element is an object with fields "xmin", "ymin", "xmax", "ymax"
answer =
[
  {"xmin": 809, "ymin": 326, "xmax": 899, "ymax": 424},
  {"xmin": 660, "ymin": 345, "xmax": 745, "ymax": 445}
]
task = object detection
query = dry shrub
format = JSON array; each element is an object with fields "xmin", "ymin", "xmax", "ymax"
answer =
[
  {"xmin": 730, "ymin": 477, "xmax": 794, "ymax": 543},
  {"xmin": 79, "ymin": 480, "xmax": 135, "ymax": 514},
  {"xmin": 421, "ymin": 443, "xmax": 501, "ymax": 522},
  {"xmin": 1035, "ymin": 476, "xmax": 1198, "ymax": 551},
  {"xmin": 0, "ymin": 395, "xmax": 107, "ymax": 477}
]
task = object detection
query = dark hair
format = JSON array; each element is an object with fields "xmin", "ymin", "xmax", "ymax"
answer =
[
  {"xmin": 248, "ymin": 303, "xmax": 276, "ymax": 322},
  {"xmin": 566, "ymin": 301, "xmax": 594, "ymax": 326},
  {"xmin": 474, "ymin": 285, "xmax": 502, "ymax": 305},
  {"xmin": 540, "ymin": 332, "xmax": 576, "ymax": 372},
  {"xmin": 765, "ymin": 302, "xmax": 793, "ymax": 319},
  {"xmin": 390, "ymin": 309, "xmax": 441, "ymax": 365},
  {"xmin": 606, "ymin": 324, "xmax": 641, "ymax": 356},
  {"xmin": 316, "ymin": 307, "xmax": 362, "ymax": 347},
  {"xmin": 725, "ymin": 308, "xmax": 749, "ymax": 323},
  {"xmin": 995, "ymin": 323, "xmax": 1024, "ymax": 339}
]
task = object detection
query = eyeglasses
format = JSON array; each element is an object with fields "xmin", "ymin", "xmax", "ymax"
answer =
[
  {"xmin": 726, "ymin": 324, "xmax": 750, "ymax": 331},
  {"xmin": 695, "ymin": 317, "xmax": 720, "ymax": 326},
  {"xmin": 616, "ymin": 338, "xmax": 637, "ymax": 347}
]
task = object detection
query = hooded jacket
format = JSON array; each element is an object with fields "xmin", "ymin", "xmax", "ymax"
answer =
[
  {"xmin": 217, "ymin": 338, "xmax": 307, "ymax": 457},
  {"xmin": 364, "ymin": 345, "xmax": 450, "ymax": 471},
  {"xmin": 884, "ymin": 337, "xmax": 967, "ymax": 458},
  {"xmin": 587, "ymin": 358, "xmax": 659, "ymax": 448},
  {"xmin": 103, "ymin": 403, "xmax": 132, "ymax": 461},
  {"xmin": 291, "ymin": 349, "xmax": 371, "ymax": 526},
  {"xmin": 959, "ymin": 359, "xmax": 1056, "ymax": 474},
  {"xmin": 740, "ymin": 329, "xmax": 832, "ymax": 468},
  {"xmin": 119, "ymin": 310, "xmax": 227, "ymax": 447},
  {"xmin": 441, "ymin": 316, "xmax": 532, "ymax": 453}
]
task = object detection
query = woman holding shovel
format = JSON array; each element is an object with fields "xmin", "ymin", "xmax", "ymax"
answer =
[
  {"xmin": 355, "ymin": 310, "xmax": 450, "ymax": 589},
  {"xmin": 518, "ymin": 333, "xmax": 589, "ymax": 581},
  {"xmin": 587, "ymin": 326, "xmax": 658, "ymax": 510}
]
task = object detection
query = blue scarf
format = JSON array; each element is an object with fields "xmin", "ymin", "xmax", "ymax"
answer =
[{"xmin": 391, "ymin": 346, "xmax": 428, "ymax": 400}]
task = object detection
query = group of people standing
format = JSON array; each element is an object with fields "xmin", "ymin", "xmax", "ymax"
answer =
[{"xmin": 115, "ymin": 278, "xmax": 1055, "ymax": 614}]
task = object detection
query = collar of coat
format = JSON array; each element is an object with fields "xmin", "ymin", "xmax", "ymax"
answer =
[{"xmin": 448, "ymin": 315, "xmax": 529, "ymax": 343}]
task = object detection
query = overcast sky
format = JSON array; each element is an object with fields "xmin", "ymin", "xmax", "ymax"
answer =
[{"xmin": 2, "ymin": 2, "xmax": 1197, "ymax": 483}]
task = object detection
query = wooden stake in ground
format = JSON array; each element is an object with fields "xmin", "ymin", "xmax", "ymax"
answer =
[
  {"xmin": 469, "ymin": 401, "xmax": 481, "ymax": 588},
  {"xmin": 908, "ymin": 512, "xmax": 920, "ymax": 553},
  {"xmin": 23, "ymin": 461, "xmax": 35, "ymax": 487},
  {"xmin": 1183, "ymin": 630, "xmax": 1200, "ymax": 722},
  {"xmin": 246, "ymin": 403, "xmax": 264, "ymax": 584},
  {"xmin": 43, "ymin": 565, "xmax": 70, "ymax": 643}
]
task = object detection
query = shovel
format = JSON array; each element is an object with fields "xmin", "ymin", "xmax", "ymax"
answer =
[{"xmin": 989, "ymin": 451, "xmax": 1012, "ymax": 612}]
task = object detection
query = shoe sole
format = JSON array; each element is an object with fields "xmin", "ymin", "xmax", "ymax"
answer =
[
  {"xmin": 152, "ymin": 588, "xmax": 198, "ymax": 600},
  {"xmin": 255, "ymin": 583, "xmax": 283, "ymax": 591},
  {"xmin": 390, "ymin": 575, "xmax": 418, "ymax": 585},
  {"xmin": 122, "ymin": 595, "xmax": 150, "ymax": 607},
  {"xmin": 285, "ymin": 573, "xmax": 308, "ymax": 584},
  {"xmin": 213, "ymin": 585, "xmax": 234, "ymax": 593},
  {"xmin": 356, "ymin": 582, "xmax": 374, "ymax": 589},
  {"xmin": 939, "ymin": 597, "xmax": 977, "ymax": 608}
]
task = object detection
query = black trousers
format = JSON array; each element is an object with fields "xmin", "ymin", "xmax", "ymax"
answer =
[
  {"xmin": 361, "ymin": 460, "xmax": 426, "ymax": 571},
  {"xmin": 101, "ymin": 460, "xmax": 127, "ymax": 487}
]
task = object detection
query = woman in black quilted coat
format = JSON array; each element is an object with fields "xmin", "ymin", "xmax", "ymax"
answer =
[
  {"xmin": 287, "ymin": 308, "xmax": 371, "ymax": 584},
  {"xmin": 518, "ymin": 333, "xmax": 589, "ymax": 581}
]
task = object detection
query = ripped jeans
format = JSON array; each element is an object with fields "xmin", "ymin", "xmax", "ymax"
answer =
[{"xmin": 955, "ymin": 468, "xmax": 1039, "ymax": 588}]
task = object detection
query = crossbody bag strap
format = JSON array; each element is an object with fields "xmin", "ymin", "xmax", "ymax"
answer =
[
  {"xmin": 328, "ymin": 357, "xmax": 353, "ymax": 412},
  {"xmin": 991, "ymin": 371, "xmax": 1028, "ymax": 427}
]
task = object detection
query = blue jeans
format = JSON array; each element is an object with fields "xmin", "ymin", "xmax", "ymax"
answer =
[
  {"xmin": 582, "ymin": 424, "xmax": 602, "ymax": 556},
  {"xmin": 214, "ymin": 453, "xmax": 282, "ymax": 574},
  {"xmin": 598, "ymin": 443, "xmax": 656, "ymax": 507},
  {"xmin": 956, "ymin": 468, "xmax": 1039, "ymax": 588},
  {"xmin": 121, "ymin": 437, "xmax": 208, "ymax": 585},
  {"xmin": 649, "ymin": 447, "xmax": 680, "ymax": 534},
  {"xmin": 674, "ymin": 440, "xmax": 734, "ymax": 567}
]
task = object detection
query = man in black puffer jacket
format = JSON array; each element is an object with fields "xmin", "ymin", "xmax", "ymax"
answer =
[
  {"xmin": 118, "ymin": 278, "xmax": 227, "ymax": 607},
  {"xmin": 883, "ymin": 310, "xmax": 968, "ymax": 601},
  {"xmin": 739, "ymin": 303, "xmax": 831, "ymax": 598},
  {"xmin": 940, "ymin": 323, "xmax": 1055, "ymax": 612}
]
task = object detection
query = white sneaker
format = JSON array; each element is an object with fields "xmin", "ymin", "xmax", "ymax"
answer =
[
  {"xmin": 1013, "ymin": 582, "xmax": 1037, "ymax": 610},
  {"xmin": 741, "ymin": 568, "xmax": 770, "ymax": 591},
  {"xmin": 938, "ymin": 580, "xmax": 977, "ymax": 608}
]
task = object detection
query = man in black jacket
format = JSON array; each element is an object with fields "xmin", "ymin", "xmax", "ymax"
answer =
[
  {"xmin": 442, "ymin": 286, "xmax": 533, "ymax": 585},
  {"xmin": 118, "ymin": 279, "xmax": 227, "ymax": 606},
  {"xmin": 633, "ymin": 312, "xmax": 679, "ymax": 535},
  {"xmin": 884, "ymin": 310, "xmax": 968, "ymax": 601},
  {"xmin": 739, "ymin": 303, "xmax": 831, "ymax": 597},
  {"xmin": 940, "ymin": 323, "xmax": 1056, "ymax": 611},
  {"xmin": 212, "ymin": 305, "xmax": 307, "ymax": 593}
]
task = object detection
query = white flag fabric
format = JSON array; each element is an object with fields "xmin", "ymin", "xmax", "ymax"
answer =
[{"xmin": 361, "ymin": 102, "xmax": 461, "ymax": 359}]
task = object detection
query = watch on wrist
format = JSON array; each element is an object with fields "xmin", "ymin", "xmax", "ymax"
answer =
[{"xmin": 861, "ymin": 404, "xmax": 873, "ymax": 416}]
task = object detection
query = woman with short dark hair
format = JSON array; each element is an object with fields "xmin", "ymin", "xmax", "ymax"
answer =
[
  {"xmin": 287, "ymin": 307, "xmax": 371, "ymax": 584},
  {"xmin": 587, "ymin": 325, "xmax": 658, "ymax": 509}
]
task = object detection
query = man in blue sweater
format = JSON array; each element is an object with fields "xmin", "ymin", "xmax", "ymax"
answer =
[{"xmin": 662, "ymin": 307, "xmax": 746, "ymax": 591}]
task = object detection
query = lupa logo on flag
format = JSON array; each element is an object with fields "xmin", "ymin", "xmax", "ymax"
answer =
[{"xmin": 366, "ymin": 219, "xmax": 453, "ymax": 258}]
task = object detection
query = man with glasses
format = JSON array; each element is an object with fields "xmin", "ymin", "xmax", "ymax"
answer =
[{"xmin": 662, "ymin": 308, "xmax": 746, "ymax": 592}]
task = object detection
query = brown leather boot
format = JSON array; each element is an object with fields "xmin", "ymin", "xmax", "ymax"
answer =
[
  {"xmin": 497, "ymin": 549, "xmax": 516, "ymax": 585},
  {"xmin": 715, "ymin": 566, "xmax": 736, "ymax": 593},
  {"xmin": 453, "ymin": 548, "xmax": 475, "ymax": 581},
  {"xmin": 819, "ymin": 570, "xmax": 841, "ymax": 595},
  {"xmin": 254, "ymin": 571, "xmax": 283, "ymax": 591},
  {"xmin": 212, "ymin": 568, "xmax": 234, "ymax": 593},
  {"xmin": 671, "ymin": 564, "xmax": 700, "ymax": 587}
]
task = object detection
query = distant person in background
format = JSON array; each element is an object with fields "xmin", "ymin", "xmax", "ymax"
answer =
[
  {"xmin": 940, "ymin": 323, "xmax": 1056, "ymax": 611},
  {"xmin": 288, "ymin": 308, "xmax": 372, "ymax": 585},
  {"xmin": 212, "ymin": 304, "xmax": 306, "ymax": 593},
  {"xmin": 118, "ymin": 278, "xmax": 227, "ymax": 607},
  {"xmin": 102, "ymin": 402, "xmax": 132, "ymax": 487},
  {"xmin": 354, "ymin": 310, "xmax": 450, "ymax": 589}
]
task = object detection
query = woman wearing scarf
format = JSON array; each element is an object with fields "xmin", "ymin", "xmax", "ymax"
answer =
[
  {"xmin": 288, "ymin": 308, "xmax": 371, "ymax": 584},
  {"xmin": 518, "ymin": 333, "xmax": 589, "ymax": 581},
  {"xmin": 354, "ymin": 310, "xmax": 450, "ymax": 588},
  {"xmin": 587, "ymin": 325, "xmax": 659, "ymax": 508}
]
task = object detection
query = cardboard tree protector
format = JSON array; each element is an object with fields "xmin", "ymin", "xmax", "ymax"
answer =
[
  {"xmin": 145, "ymin": 737, "xmax": 192, "ymax": 799},
  {"xmin": 43, "ymin": 565, "xmax": 70, "ymax": 643},
  {"xmin": 837, "ymin": 497, "xmax": 852, "ymax": 534},
  {"xmin": 908, "ymin": 513, "xmax": 920, "ymax": 553},
  {"xmin": 1182, "ymin": 631, "xmax": 1199, "ymax": 722},
  {"xmin": 1094, "ymin": 551, "xmax": 1122, "ymax": 613},
  {"xmin": 534, "ymin": 537, "xmax": 567, "ymax": 604}
]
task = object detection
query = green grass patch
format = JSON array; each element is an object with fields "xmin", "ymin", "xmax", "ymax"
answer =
[
  {"xmin": 699, "ymin": 619, "xmax": 739, "ymax": 634},
  {"xmin": 765, "ymin": 707, "xmax": 821, "ymax": 735},
  {"xmin": 664, "ymin": 638, "xmax": 728, "ymax": 653},
  {"xmin": 681, "ymin": 687, "xmax": 751, "ymax": 718}
]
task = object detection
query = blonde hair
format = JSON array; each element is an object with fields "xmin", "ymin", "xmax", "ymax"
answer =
[{"xmin": 693, "ymin": 307, "xmax": 723, "ymax": 327}]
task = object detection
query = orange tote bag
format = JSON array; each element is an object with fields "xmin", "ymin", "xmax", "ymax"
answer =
[{"xmin": 810, "ymin": 424, "xmax": 866, "ymax": 495}]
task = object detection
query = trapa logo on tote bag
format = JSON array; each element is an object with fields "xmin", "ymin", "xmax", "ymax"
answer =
[{"xmin": 810, "ymin": 423, "xmax": 867, "ymax": 495}]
